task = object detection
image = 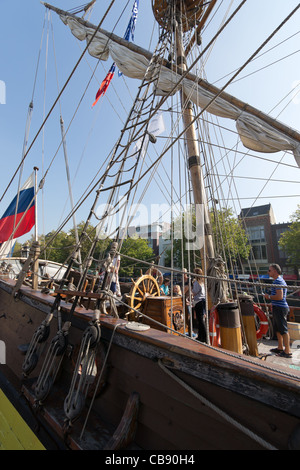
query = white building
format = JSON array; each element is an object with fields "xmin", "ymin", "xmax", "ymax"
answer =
[{"xmin": 120, "ymin": 222, "xmax": 170, "ymax": 256}]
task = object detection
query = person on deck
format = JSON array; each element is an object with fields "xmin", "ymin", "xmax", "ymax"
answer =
[
  {"xmin": 181, "ymin": 268, "xmax": 194, "ymax": 336},
  {"xmin": 192, "ymin": 267, "xmax": 206, "ymax": 342},
  {"xmin": 110, "ymin": 253, "xmax": 120, "ymax": 296},
  {"xmin": 160, "ymin": 277, "xmax": 170, "ymax": 295},
  {"xmin": 173, "ymin": 284, "xmax": 182, "ymax": 296},
  {"xmin": 264, "ymin": 264, "xmax": 291, "ymax": 358},
  {"xmin": 181, "ymin": 268, "xmax": 190, "ymax": 296}
]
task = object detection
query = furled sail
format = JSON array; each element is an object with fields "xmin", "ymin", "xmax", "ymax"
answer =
[{"xmin": 58, "ymin": 12, "xmax": 300, "ymax": 167}]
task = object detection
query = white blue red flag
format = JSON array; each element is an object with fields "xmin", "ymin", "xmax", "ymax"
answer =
[
  {"xmin": 92, "ymin": 0, "xmax": 139, "ymax": 105},
  {"xmin": 0, "ymin": 173, "xmax": 35, "ymax": 243},
  {"xmin": 92, "ymin": 63, "xmax": 116, "ymax": 107}
]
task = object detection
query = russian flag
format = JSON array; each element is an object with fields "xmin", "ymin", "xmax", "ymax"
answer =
[{"xmin": 0, "ymin": 173, "xmax": 35, "ymax": 243}]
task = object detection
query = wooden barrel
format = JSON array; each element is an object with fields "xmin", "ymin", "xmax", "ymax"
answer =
[
  {"xmin": 239, "ymin": 295, "xmax": 258, "ymax": 357},
  {"xmin": 217, "ymin": 302, "xmax": 243, "ymax": 354},
  {"xmin": 287, "ymin": 321, "xmax": 300, "ymax": 342}
]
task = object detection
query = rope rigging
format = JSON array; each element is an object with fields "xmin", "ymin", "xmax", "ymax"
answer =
[
  {"xmin": 213, "ymin": 28, "xmax": 300, "ymax": 84},
  {"xmin": 1, "ymin": 2, "xmax": 300, "ymax": 452},
  {"xmin": 0, "ymin": 0, "xmax": 118, "ymax": 205},
  {"xmin": 10, "ymin": 0, "xmax": 297, "ymax": 309},
  {"xmin": 1, "ymin": 0, "xmax": 294, "ymax": 326},
  {"xmin": 22, "ymin": 15, "xmax": 176, "ymax": 407}
]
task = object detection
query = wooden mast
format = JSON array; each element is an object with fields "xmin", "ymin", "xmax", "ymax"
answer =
[
  {"xmin": 175, "ymin": 20, "xmax": 215, "ymax": 264},
  {"xmin": 168, "ymin": 1, "xmax": 216, "ymax": 265}
]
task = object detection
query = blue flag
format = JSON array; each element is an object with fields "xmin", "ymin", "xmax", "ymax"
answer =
[
  {"xmin": 93, "ymin": 0, "xmax": 140, "ymax": 104},
  {"xmin": 124, "ymin": 0, "xmax": 139, "ymax": 42},
  {"xmin": 118, "ymin": 0, "xmax": 139, "ymax": 76}
]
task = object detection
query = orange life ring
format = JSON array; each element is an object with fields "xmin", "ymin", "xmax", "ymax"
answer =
[
  {"xmin": 253, "ymin": 304, "xmax": 269, "ymax": 340},
  {"xmin": 209, "ymin": 306, "xmax": 221, "ymax": 347}
]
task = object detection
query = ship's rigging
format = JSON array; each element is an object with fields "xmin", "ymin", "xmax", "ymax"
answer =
[{"xmin": 0, "ymin": 0, "xmax": 299, "ymax": 452}]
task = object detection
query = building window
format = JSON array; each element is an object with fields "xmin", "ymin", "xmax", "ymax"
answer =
[
  {"xmin": 247, "ymin": 225, "xmax": 267, "ymax": 261},
  {"xmin": 247, "ymin": 225, "xmax": 265, "ymax": 243},
  {"xmin": 251, "ymin": 244, "xmax": 267, "ymax": 260},
  {"xmin": 276, "ymin": 227, "xmax": 288, "ymax": 259}
]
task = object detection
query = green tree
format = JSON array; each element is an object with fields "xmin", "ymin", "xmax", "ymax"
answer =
[
  {"xmin": 12, "ymin": 222, "xmax": 154, "ymax": 277},
  {"xmin": 11, "ymin": 240, "xmax": 22, "ymax": 257},
  {"xmin": 278, "ymin": 205, "xmax": 300, "ymax": 265},
  {"xmin": 20, "ymin": 222, "xmax": 111, "ymax": 268},
  {"xmin": 66, "ymin": 222, "xmax": 111, "ymax": 265},
  {"xmin": 42, "ymin": 230, "xmax": 72, "ymax": 264},
  {"xmin": 164, "ymin": 209, "xmax": 201, "ymax": 270},
  {"xmin": 165, "ymin": 207, "xmax": 250, "ymax": 269},
  {"xmin": 211, "ymin": 207, "xmax": 250, "ymax": 264},
  {"xmin": 119, "ymin": 237, "xmax": 155, "ymax": 278}
]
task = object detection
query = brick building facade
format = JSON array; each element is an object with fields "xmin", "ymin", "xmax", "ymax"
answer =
[{"xmin": 239, "ymin": 204, "xmax": 297, "ymax": 278}]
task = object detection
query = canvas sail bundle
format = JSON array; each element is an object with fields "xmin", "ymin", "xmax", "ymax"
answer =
[{"xmin": 59, "ymin": 13, "xmax": 300, "ymax": 167}]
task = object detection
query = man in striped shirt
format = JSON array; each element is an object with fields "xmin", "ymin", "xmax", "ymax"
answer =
[{"xmin": 264, "ymin": 264, "xmax": 291, "ymax": 358}]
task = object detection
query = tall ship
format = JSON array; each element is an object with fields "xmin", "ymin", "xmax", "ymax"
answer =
[{"xmin": 0, "ymin": 0, "xmax": 299, "ymax": 450}]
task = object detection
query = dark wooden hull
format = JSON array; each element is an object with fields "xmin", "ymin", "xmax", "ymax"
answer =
[{"xmin": 0, "ymin": 278, "xmax": 299, "ymax": 450}]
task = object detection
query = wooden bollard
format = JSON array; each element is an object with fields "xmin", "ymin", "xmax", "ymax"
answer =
[
  {"xmin": 239, "ymin": 294, "xmax": 258, "ymax": 357},
  {"xmin": 217, "ymin": 302, "xmax": 243, "ymax": 354}
]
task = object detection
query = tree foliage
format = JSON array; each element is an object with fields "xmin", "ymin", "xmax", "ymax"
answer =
[
  {"xmin": 13, "ymin": 222, "xmax": 155, "ymax": 277},
  {"xmin": 211, "ymin": 207, "xmax": 250, "ymax": 263},
  {"xmin": 165, "ymin": 207, "xmax": 250, "ymax": 269},
  {"xmin": 278, "ymin": 205, "xmax": 300, "ymax": 265},
  {"xmin": 40, "ymin": 222, "xmax": 110, "ymax": 267},
  {"xmin": 119, "ymin": 237, "xmax": 155, "ymax": 278}
]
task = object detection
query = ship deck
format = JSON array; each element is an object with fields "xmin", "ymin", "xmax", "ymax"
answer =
[{"xmin": 257, "ymin": 338, "xmax": 300, "ymax": 376}]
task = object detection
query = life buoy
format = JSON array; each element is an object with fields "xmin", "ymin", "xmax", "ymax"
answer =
[
  {"xmin": 209, "ymin": 306, "xmax": 221, "ymax": 347},
  {"xmin": 253, "ymin": 304, "xmax": 269, "ymax": 340}
]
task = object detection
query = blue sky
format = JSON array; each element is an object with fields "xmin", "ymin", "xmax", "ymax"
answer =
[{"xmin": 0, "ymin": 0, "xmax": 300, "ymax": 245}]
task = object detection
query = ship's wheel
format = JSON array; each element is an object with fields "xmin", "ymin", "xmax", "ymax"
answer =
[{"xmin": 128, "ymin": 274, "xmax": 160, "ymax": 319}]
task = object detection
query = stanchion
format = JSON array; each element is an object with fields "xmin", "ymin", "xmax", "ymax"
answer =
[
  {"xmin": 217, "ymin": 302, "xmax": 243, "ymax": 354},
  {"xmin": 239, "ymin": 294, "xmax": 258, "ymax": 357}
]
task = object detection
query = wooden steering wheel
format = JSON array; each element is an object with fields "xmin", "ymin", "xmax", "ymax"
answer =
[
  {"xmin": 145, "ymin": 266, "xmax": 163, "ymax": 286},
  {"xmin": 128, "ymin": 274, "xmax": 160, "ymax": 319}
]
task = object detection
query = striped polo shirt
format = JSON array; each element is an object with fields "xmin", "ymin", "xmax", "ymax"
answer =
[{"xmin": 271, "ymin": 276, "xmax": 288, "ymax": 308}]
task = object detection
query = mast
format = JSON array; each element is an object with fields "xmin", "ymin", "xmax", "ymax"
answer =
[
  {"xmin": 155, "ymin": 0, "xmax": 216, "ymax": 265},
  {"xmin": 34, "ymin": 166, "xmax": 39, "ymax": 243},
  {"xmin": 32, "ymin": 166, "xmax": 40, "ymax": 290},
  {"xmin": 60, "ymin": 116, "xmax": 82, "ymax": 270},
  {"xmin": 154, "ymin": 0, "xmax": 226, "ymax": 309},
  {"xmin": 175, "ymin": 14, "xmax": 215, "ymax": 264}
]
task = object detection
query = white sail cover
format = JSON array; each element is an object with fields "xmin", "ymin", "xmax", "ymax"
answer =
[{"xmin": 60, "ymin": 14, "xmax": 300, "ymax": 167}]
